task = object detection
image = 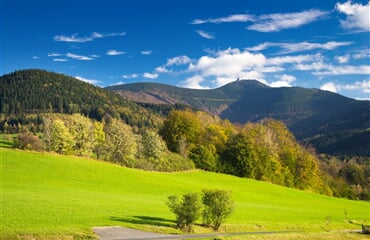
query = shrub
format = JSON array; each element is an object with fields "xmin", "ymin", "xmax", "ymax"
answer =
[
  {"xmin": 166, "ymin": 192, "xmax": 202, "ymax": 232},
  {"xmin": 16, "ymin": 133, "xmax": 44, "ymax": 151},
  {"xmin": 202, "ymin": 189, "xmax": 234, "ymax": 230}
]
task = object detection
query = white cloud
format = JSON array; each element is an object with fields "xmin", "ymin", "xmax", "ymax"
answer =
[
  {"xmin": 112, "ymin": 81, "xmax": 124, "ymax": 86},
  {"xmin": 294, "ymin": 60, "xmax": 370, "ymax": 75},
  {"xmin": 280, "ymin": 74, "xmax": 297, "ymax": 83},
  {"xmin": 32, "ymin": 56, "xmax": 39, "ymax": 60},
  {"xmin": 246, "ymin": 41, "xmax": 352, "ymax": 54},
  {"xmin": 247, "ymin": 9, "xmax": 328, "ymax": 32},
  {"xmin": 270, "ymin": 81, "xmax": 292, "ymax": 88},
  {"xmin": 66, "ymin": 53, "xmax": 94, "ymax": 60},
  {"xmin": 336, "ymin": 1, "xmax": 370, "ymax": 31},
  {"xmin": 191, "ymin": 10, "xmax": 327, "ymax": 32},
  {"xmin": 54, "ymin": 32, "xmax": 126, "ymax": 43},
  {"xmin": 352, "ymin": 48, "xmax": 370, "ymax": 59},
  {"xmin": 312, "ymin": 65, "xmax": 370, "ymax": 76},
  {"xmin": 194, "ymin": 48, "xmax": 266, "ymax": 77},
  {"xmin": 191, "ymin": 14, "xmax": 254, "ymax": 24},
  {"xmin": 106, "ymin": 49, "xmax": 126, "ymax": 56},
  {"xmin": 339, "ymin": 80, "xmax": 370, "ymax": 93},
  {"xmin": 143, "ymin": 72, "xmax": 159, "ymax": 79},
  {"xmin": 122, "ymin": 73, "xmax": 139, "ymax": 79},
  {"xmin": 268, "ymin": 54, "xmax": 323, "ymax": 65},
  {"xmin": 180, "ymin": 75, "xmax": 207, "ymax": 89},
  {"xmin": 75, "ymin": 76, "xmax": 100, "ymax": 85},
  {"xmin": 320, "ymin": 82, "xmax": 338, "ymax": 92},
  {"xmin": 320, "ymin": 80, "xmax": 370, "ymax": 95},
  {"xmin": 48, "ymin": 53, "xmax": 62, "ymax": 57},
  {"xmin": 196, "ymin": 30, "xmax": 215, "ymax": 39},
  {"xmin": 171, "ymin": 48, "xmax": 324, "ymax": 89},
  {"xmin": 187, "ymin": 48, "xmax": 267, "ymax": 87},
  {"xmin": 155, "ymin": 66, "xmax": 169, "ymax": 73},
  {"xmin": 166, "ymin": 55, "xmax": 192, "ymax": 66},
  {"xmin": 270, "ymin": 74, "xmax": 296, "ymax": 88},
  {"xmin": 141, "ymin": 50, "xmax": 153, "ymax": 55},
  {"xmin": 335, "ymin": 54, "xmax": 350, "ymax": 63},
  {"xmin": 53, "ymin": 58, "xmax": 68, "ymax": 62}
]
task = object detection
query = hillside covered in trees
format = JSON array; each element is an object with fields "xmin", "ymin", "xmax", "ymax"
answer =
[
  {"xmin": 0, "ymin": 69, "xmax": 163, "ymax": 128},
  {"xmin": 108, "ymin": 81, "xmax": 370, "ymax": 157}
]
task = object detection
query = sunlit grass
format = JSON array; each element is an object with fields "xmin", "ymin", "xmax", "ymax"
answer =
[{"xmin": 1, "ymin": 148, "xmax": 369, "ymax": 239}]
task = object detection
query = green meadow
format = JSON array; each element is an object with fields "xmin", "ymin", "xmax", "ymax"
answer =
[{"xmin": 1, "ymin": 148, "xmax": 369, "ymax": 239}]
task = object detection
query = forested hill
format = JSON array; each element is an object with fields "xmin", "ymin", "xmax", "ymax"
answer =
[
  {"xmin": 106, "ymin": 80, "xmax": 269, "ymax": 115},
  {"xmin": 107, "ymin": 81, "xmax": 370, "ymax": 157},
  {"xmin": 0, "ymin": 69, "xmax": 160, "ymax": 127}
]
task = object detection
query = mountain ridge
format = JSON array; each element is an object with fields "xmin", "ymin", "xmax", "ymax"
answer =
[{"xmin": 107, "ymin": 80, "xmax": 370, "ymax": 157}]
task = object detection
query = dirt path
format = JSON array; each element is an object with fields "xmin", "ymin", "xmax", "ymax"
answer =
[{"xmin": 93, "ymin": 226, "xmax": 293, "ymax": 240}]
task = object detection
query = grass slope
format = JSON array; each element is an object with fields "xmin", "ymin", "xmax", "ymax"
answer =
[{"xmin": 1, "ymin": 148, "xmax": 369, "ymax": 239}]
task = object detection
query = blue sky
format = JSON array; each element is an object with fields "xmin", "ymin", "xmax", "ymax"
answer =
[{"xmin": 1, "ymin": 0, "xmax": 369, "ymax": 100}]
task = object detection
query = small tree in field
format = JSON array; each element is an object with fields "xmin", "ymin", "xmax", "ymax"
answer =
[
  {"xmin": 166, "ymin": 192, "xmax": 202, "ymax": 232},
  {"xmin": 202, "ymin": 189, "xmax": 234, "ymax": 230}
]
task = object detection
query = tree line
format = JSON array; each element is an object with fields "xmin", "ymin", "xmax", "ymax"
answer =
[
  {"xmin": 3, "ymin": 109, "xmax": 369, "ymax": 200},
  {"xmin": 160, "ymin": 110, "xmax": 329, "ymax": 194},
  {"xmin": 14, "ymin": 113, "xmax": 194, "ymax": 172}
]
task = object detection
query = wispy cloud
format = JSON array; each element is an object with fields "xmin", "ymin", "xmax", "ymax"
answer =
[
  {"xmin": 336, "ymin": 1, "xmax": 370, "ymax": 31},
  {"xmin": 66, "ymin": 53, "xmax": 95, "ymax": 61},
  {"xmin": 196, "ymin": 30, "xmax": 215, "ymax": 39},
  {"xmin": 295, "ymin": 61, "xmax": 370, "ymax": 76},
  {"xmin": 106, "ymin": 49, "xmax": 126, "ymax": 56},
  {"xmin": 53, "ymin": 58, "xmax": 68, "ymax": 62},
  {"xmin": 141, "ymin": 50, "xmax": 153, "ymax": 55},
  {"xmin": 54, "ymin": 32, "xmax": 126, "ymax": 43},
  {"xmin": 246, "ymin": 41, "xmax": 352, "ymax": 54},
  {"xmin": 321, "ymin": 80, "xmax": 370, "ymax": 95},
  {"xmin": 122, "ymin": 73, "xmax": 139, "ymax": 79},
  {"xmin": 48, "ymin": 52, "xmax": 97, "ymax": 61},
  {"xmin": 48, "ymin": 53, "xmax": 62, "ymax": 57},
  {"xmin": 32, "ymin": 56, "xmax": 39, "ymax": 60},
  {"xmin": 335, "ymin": 54, "xmax": 350, "ymax": 63},
  {"xmin": 191, "ymin": 10, "xmax": 328, "ymax": 32},
  {"xmin": 247, "ymin": 9, "xmax": 328, "ymax": 32},
  {"xmin": 312, "ymin": 65, "xmax": 370, "ymax": 76},
  {"xmin": 191, "ymin": 14, "xmax": 254, "ymax": 24}
]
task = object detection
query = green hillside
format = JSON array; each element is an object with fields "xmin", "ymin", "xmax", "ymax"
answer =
[{"xmin": 2, "ymin": 148, "xmax": 369, "ymax": 239}]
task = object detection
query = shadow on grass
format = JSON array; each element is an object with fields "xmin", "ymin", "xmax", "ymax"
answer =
[
  {"xmin": 0, "ymin": 140, "xmax": 14, "ymax": 148},
  {"xmin": 110, "ymin": 215, "xmax": 176, "ymax": 228}
]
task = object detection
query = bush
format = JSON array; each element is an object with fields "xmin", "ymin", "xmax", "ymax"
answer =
[
  {"xmin": 16, "ymin": 133, "xmax": 44, "ymax": 151},
  {"xmin": 202, "ymin": 189, "xmax": 234, "ymax": 230},
  {"xmin": 166, "ymin": 192, "xmax": 202, "ymax": 232},
  {"xmin": 166, "ymin": 190, "xmax": 234, "ymax": 232}
]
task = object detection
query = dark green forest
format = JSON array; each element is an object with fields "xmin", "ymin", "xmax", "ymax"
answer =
[{"xmin": 0, "ymin": 69, "xmax": 163, "ymax": 128}]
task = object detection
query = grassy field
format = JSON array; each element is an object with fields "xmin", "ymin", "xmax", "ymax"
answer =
[{"xmin": 1, "ymin": 148, "xmax": 369, "ymax": 239}]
